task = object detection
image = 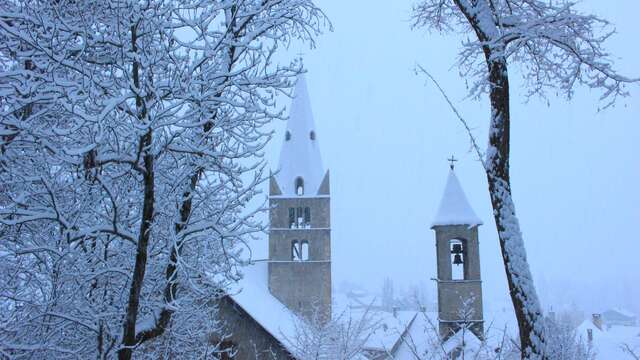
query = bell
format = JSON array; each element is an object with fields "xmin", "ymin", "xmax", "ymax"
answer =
[
  {"xmin": 452, "ymin": 243, "xmax": 463, "ymax": 254},
  {"xmin": 453, "ymin": 254, "xmax": 463, "ymax": 265}
]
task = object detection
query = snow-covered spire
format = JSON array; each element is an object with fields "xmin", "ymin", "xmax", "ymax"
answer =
[
  {"xmin": 431, "ymin": 167, "xmax": 482, "ymax": 227},
  {"xmin": 275, "ymin": 74, "xmax": 325, "ymax": 196}
]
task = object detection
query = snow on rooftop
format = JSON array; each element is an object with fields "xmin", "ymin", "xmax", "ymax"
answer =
[
  {"xmin": 606, "ymin": 308, "xmax": 637, "ymax": 318},
  {"xmin": 276, "ymin": 75, "xmax": 325, "ymax": 196},
  {"xmin": 576, "ymin": 319, "xmax": 640, "ymax": 358},
  {"xmin": 228, "ymin": 262, "xmax": 299, "ymax": 350},
  {"xmin": 431, "ymin": 168, "xmax": 482, "ymax": 227},
  {"xmin": 442, "ymin": 328, "xmax": 482, "ymax": 354},
  {"xmin": 363, "ymin": 310, "xmax": 417, "ymax": 352}
]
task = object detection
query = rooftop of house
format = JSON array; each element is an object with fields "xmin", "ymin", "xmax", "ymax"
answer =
[
  {"xmin": 576, "ymin": 316, "xmax": 640, "ymax": 358},
  {"xmin": 227, "ymin": 261, "xmax": 300, "ymax": 352}
]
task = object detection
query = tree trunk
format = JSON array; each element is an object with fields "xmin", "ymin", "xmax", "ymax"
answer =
[
  {"xmin": 485, "ymin": 56, "xmax": 547, "ymax": 359},
  {"xmin": 119, "ymin": 23, "xmax": 155, "ymax": 360},
  {"xmin": 119, "ymin": 130, "xmax": 155, "ymax": 360}
]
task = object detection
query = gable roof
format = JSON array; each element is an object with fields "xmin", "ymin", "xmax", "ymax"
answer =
[
  {"xmin": 276, "ymin": 75, "xmax": 325, "ymax": 196},
  {"xmin": 227, "ymin": 262, "xmax": 299, "ymax": 351},
  {"xmin": 361, "ymin": 310, "xmax": 418, "ymax": 353},
  {"xmin": 431, "ymin": 169, "xmax": 482, "ymax": 228}
]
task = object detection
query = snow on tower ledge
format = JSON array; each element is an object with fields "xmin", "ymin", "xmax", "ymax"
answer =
[
  {"xmin": 275, "ymin": 74, "xmax": 326, "ymax": 196},
  {"xmin": 431, "ymin": 169, "xmax": 483, "ymax": 228}
]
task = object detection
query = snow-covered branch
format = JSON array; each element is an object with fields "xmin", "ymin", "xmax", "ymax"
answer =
[{"xmin": 0, "ymin": 0, "xmax": 327, "ymax": 358}]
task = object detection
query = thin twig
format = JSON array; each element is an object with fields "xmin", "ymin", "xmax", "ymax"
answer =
[{"xmin": 416, "ymin": 64, "xmax": 486, "ymax": 171}]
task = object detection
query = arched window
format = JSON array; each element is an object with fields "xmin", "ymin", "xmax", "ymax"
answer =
[
  {"xmin": 291, "ymin": 240, "xmax": 309, "ymax": 261},
  {"xmin": 292, "ymin": 240, "xmax": 301, "ymax": 261},
  {"xmin": 295, "ymin": 177, "xmax": 304, "ymax": 196},
  {"xmin": 310, "ymin": 131, "xmax": 316, "ymax": 140},
  {"xmin": 285, "ymin": 130, "xmax": 291, "ymax": 141},
  {"xmin": 304, "ymin": 207, "xmax": 311, "ymax": 228},
  {"xmin": 301, "ymin": 240, "xmax": 309, "ymax": 260},
  {"xmin": 296, "ymin": 207, "xmax": 303, "ymax": 227},
  {"xmin": 288, "ymin": 207, "xmax": 295, "ymax": 228},
  {"xmin": 450, "ymin": 239, "xmax": 465, "ymax": 280}
]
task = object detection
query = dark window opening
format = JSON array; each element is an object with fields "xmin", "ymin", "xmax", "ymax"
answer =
[
  {"xmin": 289, "ymin": 207, "xmax": 311, "ymax": 228},
  {"xmin": 295, "ymin": 177, "xmax": 304, "ymax": 196},
  {"xmin": 285, "ymin": 130, "xmax": 291, "ymax": 141},
  {"xmin": 288, "ymin": 208, "xmax": 296, "ymax": 228},
  {"xmin": 304, "ymin": 207, "xmax": 311, "ymax": 228},
  {"xmin": 310, "ymin": 131, "xmax": 316, "ymax": 140},
  {"xmin": 450, "ymin": 239, "xmax": 465, "ymax": 280},
  {"xmin": 296, "ymin": 207, "xmax": 303, "ymax": 227}
]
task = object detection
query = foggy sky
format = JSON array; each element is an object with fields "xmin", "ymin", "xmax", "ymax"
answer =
[{"xmin": 253, "ymin": 0, "xmax": 640, "ymax": 314}]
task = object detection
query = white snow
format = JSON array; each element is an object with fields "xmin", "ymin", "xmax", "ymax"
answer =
[
  {"xmin": 363, "ymin": 310, "xmax": 417, "ymax": 352},
  {"xmin": 431, "ymin": 169, "xmax": 483, "ymax": 227},
  {"xmin": 576, "ymin": 320, "xmax": 640, "ymax": 359},
  {"xmin": 276, "ymin": 75, "xmax": 326, "ymax": 196},
  {"xmin": 228, "ymin": 261, "xmax": 300, "ymax": 350},
  {"xmin": 441, "ymin": 328, "xmax": 483, "ymax": 354}
]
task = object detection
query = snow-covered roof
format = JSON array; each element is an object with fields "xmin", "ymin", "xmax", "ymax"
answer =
[
  {"xmin": 393, "ymin": 309, "xmax": 520, "ymax": 360},
  {"xmin": 393, "ymin": 313, "xmax": 436, "ymax": 360},
  {"xmin": 442, "ymin": 328, "xmax": 482, "ymax": 354},
  {"xmin": 576, "ymin": 319, "xmax": 640, "ymax": 358},
  {"xmin": 228, "ymin": 262, "xmax": 299, "ymax": 350},
  {"xmin": 363, "ymin": 311, "xmax": 417, "ymax": 352},
  {"xmin": 431, "ymin": 169, "xmax": 482, "ymax": 227},
  {"xmin": 276, "ymin": 75, "xmax": 325, "ymax": 196},
  {"xmin": 604, "ymin": 308, "xmax": 637, "ymax": 319}
]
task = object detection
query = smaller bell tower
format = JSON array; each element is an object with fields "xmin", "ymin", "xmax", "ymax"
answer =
[{"xmin": 431, "ymin": 160, "xmax": 484, "ymax": 340}]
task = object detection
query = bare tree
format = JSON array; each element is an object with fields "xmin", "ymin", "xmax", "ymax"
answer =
[
  {"xmin": 544, "ymin": 314, "xmax": 594, "ymax": 360},
  {"xmin": 284, "ymin": 306, "xmax": 377, "ymax": 360},
  {"xmin": 0, "ymin": 0, "xmax": 326, "ymax": 358},
  {"xmin": 411, "ymin": 1, "xmax": 638, "ymax": 358},
  {"xmin": 397, "ymin": 299, "xmax": 520, "ymax": 360},
  {"xmin": 622, "ymin": 344, "xmax": 640, "ymax": 360}
]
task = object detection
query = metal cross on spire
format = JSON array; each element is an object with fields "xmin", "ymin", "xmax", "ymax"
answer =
[{"xmin": 448, "ymin": 155, "xmax": 458, "ymax": 170}]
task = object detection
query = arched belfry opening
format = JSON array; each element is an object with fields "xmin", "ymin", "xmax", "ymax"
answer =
[
  {"xmin": 449, "ymin": 239, "xmax": 466, "ymax": 280},
  {"xmin": 295, "ymin": 177, "xmax": 304, "ymax": 196}
]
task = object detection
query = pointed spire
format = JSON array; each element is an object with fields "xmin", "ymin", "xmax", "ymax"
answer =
[
  {"xmin": 276, "ymin": 74, "xmax": 325, "ymax": 196},
  {"xmin": 431, "ymin": 167, "xmax": 482, "ymax": 228}
]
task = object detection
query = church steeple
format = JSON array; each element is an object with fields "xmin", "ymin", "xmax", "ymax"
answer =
[
  {"xmin": 268, "ymin": 74, "xmax": 331, "ymax": 321},
  {"xmin": 276, "ymin": 75, "xmax": 326, "ymax": 196}
]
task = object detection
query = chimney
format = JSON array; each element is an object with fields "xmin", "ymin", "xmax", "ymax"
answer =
[{"xmin": 592, "ymin": 313, "xmax": 603, "ymax": 331}]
